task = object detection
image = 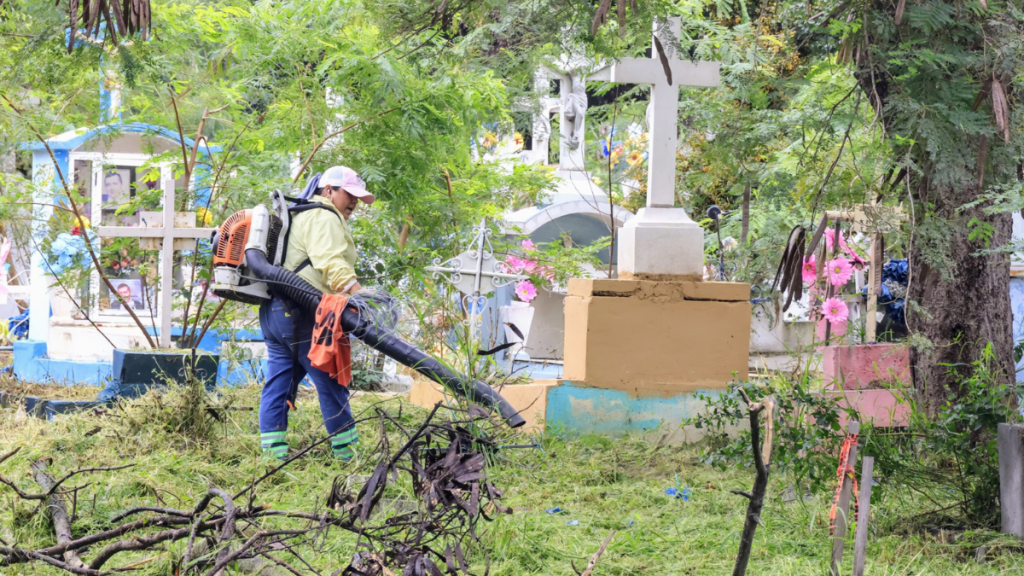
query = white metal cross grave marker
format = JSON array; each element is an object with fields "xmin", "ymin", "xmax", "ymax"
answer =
[
  {"xmin": 425, "ymin": 219, "xmax": 526, "ymax": 339},
  {"xmin": 591, "ymin": 18, "xmax": 720, "ymax": 278},
  {"xmin": 98, "ymin": 179, "xmax": 215, "ymax": 348}
]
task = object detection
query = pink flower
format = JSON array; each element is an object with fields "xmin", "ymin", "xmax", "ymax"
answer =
[
  {"xmin": 825, "ymin": 229, "xmax": 848, "ymax": 252},
  {"xmin": 514, "ymin": 280, "xmax": 537, "ymax": 302},
  {"xmin": 521, "ymin": 259, "xmax": 538, "ymax": 274},
  {"xmin": 847, "ymin": 248, "xmax": 867, "ymax": 269},
  {"xmin": 802, "ymin": 256, "xmax": 817, "ymax": 285},
  {"xmin": 503, "ymin": 256, "xmax": 525, "ymax": 274},
  {"xmin": 826, "ymin": 257, "xmax": 853, "ymax": 287},
  {"xmin": 521, "ymin": 239, "xmax": 537, "ymax": 252},
  {"xmin": 821, "ymin": 297, "xmax": 849, "ymax": 324}
]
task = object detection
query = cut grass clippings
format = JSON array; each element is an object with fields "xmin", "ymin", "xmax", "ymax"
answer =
[{"xmin": 0, "ymin": 382, "xmax": 1022, "ymax": 575}]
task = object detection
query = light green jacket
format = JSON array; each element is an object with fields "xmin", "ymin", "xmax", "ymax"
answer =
[{"xmin": 283, "ymin": 195, "xmax": 358, "ymax": 294}]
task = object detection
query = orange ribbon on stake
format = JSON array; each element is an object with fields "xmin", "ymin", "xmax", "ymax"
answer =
[{"xmin": 829, "ymin": 432, "xmax": 859, "ymax": 536}]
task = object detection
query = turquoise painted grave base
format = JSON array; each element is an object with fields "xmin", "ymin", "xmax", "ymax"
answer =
[
  {"xmin": 546, "ymin": 381, "xmax": 724, "ymax": 435},
  {"xmin": 12, "ymin": 340, "xmax": 266, "ymax": 387}
]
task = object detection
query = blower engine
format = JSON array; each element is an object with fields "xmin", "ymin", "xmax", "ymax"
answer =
[
  {"xmin": 211, "ymin": 191, "xmax": 291, "ymax": 304},
  {"xmin": 209, "ymin": 191, "xmax": 526, "ymax": 428}
]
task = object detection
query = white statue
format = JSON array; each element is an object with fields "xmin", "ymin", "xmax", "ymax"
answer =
[
  {"xmin": 559, "ymin": 74, "xmax": 587, "ymax": 151},
  {"xmin": 534, "ymin": 113, "xmax": 551, "ymax": 150}
]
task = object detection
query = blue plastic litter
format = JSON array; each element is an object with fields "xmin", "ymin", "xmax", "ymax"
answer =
[
  {"xmin": 545, "ymin": 507, "xmax": 563, "ymax": 514},
  {"xmin": 665, "ymin": 486, "xmax": 691, "ymax": 501},
  {"xmin": 566, "ymin": 520, "xmax": 579, "ymax": 526}
]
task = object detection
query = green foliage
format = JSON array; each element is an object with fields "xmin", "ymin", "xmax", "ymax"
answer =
[
  {"xmin": 684, "ymin": 375, "xmax": 846, "ymax": 495},
  {"xmin": 688, "ymin": 343, "xmax": 1018, "ymax": 529}
]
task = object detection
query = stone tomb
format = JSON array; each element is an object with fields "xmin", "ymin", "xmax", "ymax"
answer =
[
  {"xmin": 411, "ymin": 21, "xmax": 752, "ymax": 437},
  {"xmin": 14, "ymin": 122, "xmax": 261, "ymax": 385},
  {"xmin": 561, "ymin": 18, "xmax": 751, "ymax": 400}
]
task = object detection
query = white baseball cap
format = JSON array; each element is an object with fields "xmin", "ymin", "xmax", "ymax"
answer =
[{"xmin": 320, "ymin": 165, "xmax": 375, "ymax": 205}]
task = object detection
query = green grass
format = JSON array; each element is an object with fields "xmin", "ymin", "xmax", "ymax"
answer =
[{"xmin": 1, "ymin": 383, "xmax": 1022, "ymax": 575}]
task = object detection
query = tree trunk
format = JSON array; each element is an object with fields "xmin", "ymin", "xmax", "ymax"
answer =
[{"xmin": 908, "ymin": 183, "xmax": 1015, "ymax": 413}]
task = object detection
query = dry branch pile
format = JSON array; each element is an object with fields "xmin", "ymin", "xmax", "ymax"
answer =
[{"xmin": 0, "ymin": 402, "xmax": 510, "ymax": 576}]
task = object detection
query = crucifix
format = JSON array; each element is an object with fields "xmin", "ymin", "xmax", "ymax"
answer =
[
  {"xmin": 98, "ymin": 179, "xmax": 215, "ymax": 348},
  {"xmin": 590, "ymin": 18, "xmax": 720, "ymax": 278}
]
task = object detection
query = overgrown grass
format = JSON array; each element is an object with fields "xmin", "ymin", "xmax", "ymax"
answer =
[{"xmin": 1, "ymin": 383, "xmax": 1023, "ymax": 575}]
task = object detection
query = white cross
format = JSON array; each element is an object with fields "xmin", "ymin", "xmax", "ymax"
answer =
[
  {"xmin": 591, "ymin": 18, "xmax": 719, "ymax": 210},
  {"xmin": 98, "ymin": 179, "xmax": 215, "ymax": 348}
]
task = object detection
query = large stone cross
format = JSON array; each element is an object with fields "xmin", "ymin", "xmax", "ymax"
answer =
[
  {"xmin": 591, "ymin": 18, "xmax": 720, "ymax": 278},
  {"xmin": 98, "ymin": 179, "xmax": 215, "ymax": 348}
]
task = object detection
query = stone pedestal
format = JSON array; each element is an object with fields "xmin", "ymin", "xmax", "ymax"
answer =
[
  {"xmin": 563, "ymin": 278, "xmax": 750, "ymax": 392},
  {"xmin": 617, "ymin": 208, "xmax": 705, "ymax": 279},
  {"xmin": 822, "ymin": 344, "xmax": 911, "ymax": 428},
  {"xmin": 821, "ymin": 344, "xmax": 910, "ymax": 389}
]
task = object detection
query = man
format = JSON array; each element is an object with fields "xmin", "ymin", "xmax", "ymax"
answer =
[
  {"xmin": 258, "ymin": 165, "xmax": 374, "ymax": 462},
  {"xmin": 103, "ymin": 171, "xmax": 124, "ymax": 203}
]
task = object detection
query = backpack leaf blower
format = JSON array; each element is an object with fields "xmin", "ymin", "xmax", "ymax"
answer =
[{"xmin": 211, "ymin": 191, "xmax": 525, "ymax": 428}]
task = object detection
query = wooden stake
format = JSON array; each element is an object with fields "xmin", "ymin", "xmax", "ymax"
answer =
[
  {"xmin": 865, "ymin": 233, "xmax": 883, "ymax": 343},
  {"xmin": 831, "ymin": 421, "xmax": 859, "ymax": 576},
  {"xmin": 851, "ymin": 456, "xmax": 875, "ymax": 576}
]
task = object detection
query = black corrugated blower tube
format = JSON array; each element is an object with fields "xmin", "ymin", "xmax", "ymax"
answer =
[{"xmin": 244, "ymin": 249, "xmax": 526, "ymax": 428}]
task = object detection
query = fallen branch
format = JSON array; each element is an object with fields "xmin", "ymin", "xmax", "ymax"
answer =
[
  {"xmin": 573, "ymin": 530, "xmax": 616, "ymax": 576},
  {"xmin": 31, "ymin": 459, "xmax": 87, "ymax": 571},
  {"xmin": 732, "ymin": 390, "xmax": 774, "ymax": 576}
]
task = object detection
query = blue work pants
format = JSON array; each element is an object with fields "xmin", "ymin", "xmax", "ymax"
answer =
[{"xmin": 258, "ymin": 298, "xmax": 355, "ymax": 437}]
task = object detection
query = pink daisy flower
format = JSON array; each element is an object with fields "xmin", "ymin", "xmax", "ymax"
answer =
[
  {"xmin": 521, "ymin": 259, "xmax": 538, "ymax": 274},
  {"xmin": 503, "ymin": 255, "xmax": 526, "ymax": 273},
  {"xmin": 514, "ymin": 280, "xmax": 537, "ymax": 302},
  {"xmin": 825, "ymin": 228, "xmax": 848, "ymax": 252},
  {"xmin": 847, "ymin": 248, "xmax": 867, "ymax": 269},
  {"xmin": 826, "ymin": 257, "xmax": 853, "ymax": 287},
  {"xmin": 802, "ymin": 255, "xmax": 817, "ymax": 285},
  {"xmin": 821, "ymin": 297, "xmax": 849, "ymax": 324}
]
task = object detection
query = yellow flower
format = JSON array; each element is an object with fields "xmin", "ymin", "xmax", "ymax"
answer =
[
  {"xmin": 481, "ymin": 131, "xmax": 498, "ymax": 150},
  {"xmin": 513, "ymin": 132, "xmax": 524, "ymax": 151},
  {"xmin": 196, "ymin": 207, "xmax": 213, "ymax": 227},
  {"xmin": 627, "ymin": 151, "xmax": 643, "ymax": 165}
]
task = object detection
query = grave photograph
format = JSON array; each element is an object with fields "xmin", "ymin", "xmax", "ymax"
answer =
[{"xmin": 1, "ymin": 1, "xmax": 1023, "ymax": 575}]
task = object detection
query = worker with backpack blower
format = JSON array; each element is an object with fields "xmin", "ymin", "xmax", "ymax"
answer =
[{"xmin": 258, "ymin": 165, "xmax": 375, "ymax": 462}]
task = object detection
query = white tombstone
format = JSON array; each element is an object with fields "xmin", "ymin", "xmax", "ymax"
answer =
[
  {"xmin": 591, "ymin": 18, "xmax": 720, "ymax": 278},
  {"xmin": 98, "ymin": 179, "xmax": 215, "ymax": 348}
]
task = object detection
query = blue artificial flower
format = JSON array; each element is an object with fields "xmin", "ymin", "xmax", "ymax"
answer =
[
  {"xmin": 51, "ymin": 238, "xmax": 68, "ymax": 254},
  {"xmin": 57, "ymin": 254, "xmax": 72, "ymax": 268},
  {"xmin": 886, "ymin": 299, "xmax": 906, "ymax": 325},
  {"xmin": 882, "ymin": 259, "xmax": 909, "ymax": 285},
  {"xmin": 8, "ymin": 309, "xmax": 29, "ymax": 339}
]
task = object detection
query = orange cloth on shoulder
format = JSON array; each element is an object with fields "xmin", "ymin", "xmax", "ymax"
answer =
[{"xmin": 308, "ymin": 294, "xmax": 352, "ymax": 387}]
